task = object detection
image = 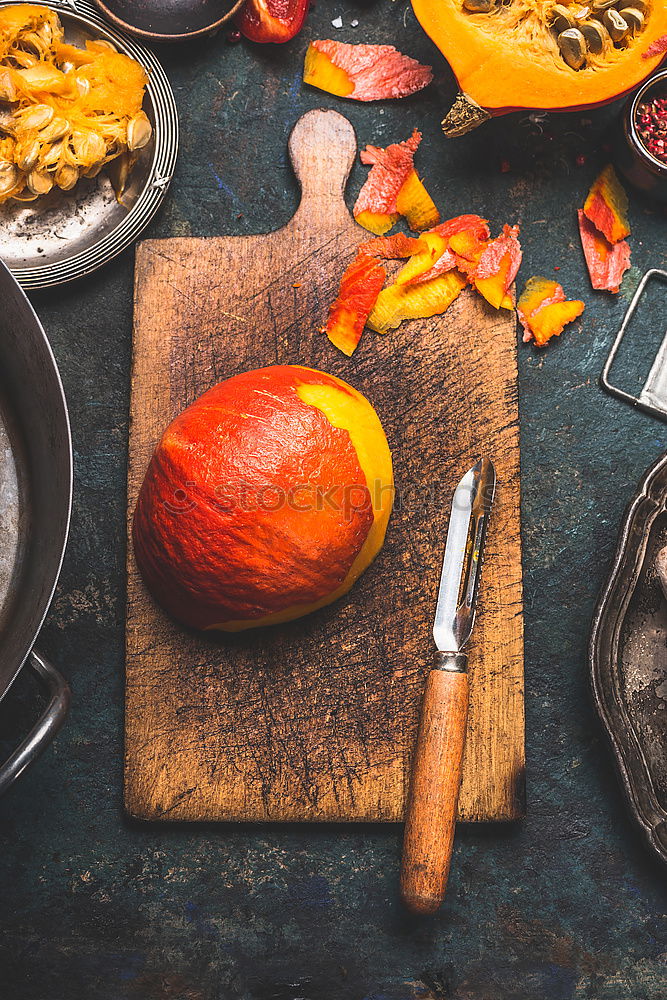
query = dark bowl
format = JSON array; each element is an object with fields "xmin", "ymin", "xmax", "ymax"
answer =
[
  {"xmin": 616, "ymin": 68, "xmax": 667, "ymax": 203},
  {"xmin": 91, "ymin": 0, "xmax": 246, "ymax": 43}
]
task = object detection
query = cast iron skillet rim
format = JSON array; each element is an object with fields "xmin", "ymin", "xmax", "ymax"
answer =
[
  {"xmin": 90, "ymin": 0, "xmax": 246, "ymax": 42},
  {"xmin": 589, "ymin": 451, "xmax": 667, "ymax": 870},
  {"xmin": 0, "ymin": 259, "xmax": 74, "ymax": 702}
]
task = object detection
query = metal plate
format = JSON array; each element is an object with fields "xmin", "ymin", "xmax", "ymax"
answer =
[
  {"xmin": 590, "ymin": 452, "xmax": 667, "ymax": 869},
  {"xmin": 0, "ymin": 0, "xmax": 178, "ymax": 289}
]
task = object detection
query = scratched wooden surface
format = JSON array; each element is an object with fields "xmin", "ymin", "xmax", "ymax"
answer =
[{"xmin": 125, "ymin": 109, "xmax": 525, "ymax": 823}]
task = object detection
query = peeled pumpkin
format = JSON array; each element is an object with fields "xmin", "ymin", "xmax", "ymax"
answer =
[{"xmin": 411, "ymin": 0, "xmax": 667, "ymax": 135}]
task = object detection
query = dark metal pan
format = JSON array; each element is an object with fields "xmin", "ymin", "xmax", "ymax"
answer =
[
  {"xmin": 0, "ymin": 261, "xmax": 72, "ymax": 793},
  {"xmin": 590, "ymin": 452, "xmax": 667, "ymax": 868}
]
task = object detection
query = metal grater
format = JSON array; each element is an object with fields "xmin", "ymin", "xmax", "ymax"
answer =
[{"xmin": 601, "ymin": 269, "xmax": 667, "ymax": 421}]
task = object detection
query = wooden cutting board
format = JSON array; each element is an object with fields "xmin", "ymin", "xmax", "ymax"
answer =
[{"xmin": 125, "ymin": 109, "xmax": 525, "ymax": 823}]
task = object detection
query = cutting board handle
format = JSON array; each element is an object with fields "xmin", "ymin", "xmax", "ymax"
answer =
[{"xmin": 288, "ymin": 109, "xmax": 357, "ymax": 231}]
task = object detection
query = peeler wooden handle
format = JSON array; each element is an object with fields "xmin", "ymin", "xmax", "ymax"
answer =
[{"xmin": 400, "ymin": 652, "xmax": 469, "ymax": 916}]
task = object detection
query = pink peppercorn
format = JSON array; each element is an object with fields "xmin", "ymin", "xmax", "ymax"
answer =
[{"xmin": 636, "ymin": 93, "xmax": 667, "ymax": 165}]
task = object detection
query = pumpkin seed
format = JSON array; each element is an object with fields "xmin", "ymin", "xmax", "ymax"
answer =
[
  {"xmin": 9, "ymin": 51, "xmax": 38, "ymax": 69},
  {"xmin": 75, "ymin": 76, "xmax": 90, "ymax": 98},
  {"xmin": 41, "ymin": 139, "xmax": 65, "ymax": 167},
  {"xmin": 38, "ymin": 117, "xmax": 69, "ymax": 143},
  {"xmin": 591, "ymin": 0, "xmax": 618, "ymax": 10},
  {"xmin": 580, "ymin": 18, "xmax": 612, "ymax": 52},
  {"xmin": 617, "ymin": 0, "xmax": 647, "ymax": 11},
  {"xmin": 0, "ymin": 69, "xmax": 16, "ymax": 103},
  {"xmin": 621, "ymin": 7, "xmax": 644, "ymax": 32},
  {"xmin": 71, "ymin": 129, "xmax": 106, "ymax": 167},
  {"xmin": 602, "ymin": 7, "xmax": 628, "ymax": 39},
  {"xmin": 36, "ymin": 20, "xmax": 54, "ymax": 48},
  {"xmin": 55, "ymin": 162, "xmax": 78, "ymax": 191},
  {"xmin": 107, "ymin": 151, "xmax": 132, "ymax": 197},
  {"xmin": 558, "ymin": 27, "xmax": 587, "ymax": 69},
  {"xmin": 126, "ymin": 112, "xmax": 152, "ymax": 152},
  {"xmin": 12, "ymin": 190, "xmax": 38, "ymax": 203},
  {"xmin": 550, "ymin": 4, "xmax": 576, "ymax": 31},
  {"xmin": 26, "ymin": 168, "xmax": 53, "ymax": 196},
  {"xmin": 0, "ymin": 160, "xmax": 18, "ymax": 197},
  {"xmin": 82, "ymin": 160, "xmax": 104, "ymax": 179},
  {"xmin": 463, "ymin": 0, "xmax": 493, "ymax": 9},
  {"xmin": 15, "ymin": 137, "xmax": 40, "ymax": 171},
  {"xmin": 18, "ymin": 104, "xmax": 54, "ymax": 131}
]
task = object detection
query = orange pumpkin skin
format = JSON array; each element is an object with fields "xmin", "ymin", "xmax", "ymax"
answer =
[
  {"xmin": 411, "ymin": 0, "xmax": 667, "ymax": 135},
  {"xmin": 133, "ymin": 365, "xmax": 393, "ymax": 631}
]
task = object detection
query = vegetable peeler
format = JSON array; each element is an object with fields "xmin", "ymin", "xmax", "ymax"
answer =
[
  {"xmin": 601, "ymin": 268, "xmax": 667, "ymax": 421},
  {"xmin": 400, "ymin": 457, "xmax": 496, "ymax": 915}
]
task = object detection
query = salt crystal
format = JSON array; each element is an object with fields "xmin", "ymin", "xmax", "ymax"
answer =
[
  {"xmin": 332, "ymin": 16, "xmax": 343, "ymax": 28},
  {"xmin": 351, "ymin": 19, "xmax": 359, "ymax": 26}
]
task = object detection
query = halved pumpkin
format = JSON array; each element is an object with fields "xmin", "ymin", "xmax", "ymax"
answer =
[{"xmin": 411, "ymin": 0, "xmax": 667, "ymax": 135}]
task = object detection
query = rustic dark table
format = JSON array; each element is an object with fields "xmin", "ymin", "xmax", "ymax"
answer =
[{"xmin": 1, "ymin": 2, "xmax": 667, "ymax": 998}]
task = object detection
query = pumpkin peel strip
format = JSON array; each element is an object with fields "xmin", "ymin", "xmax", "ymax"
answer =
[
  {"xmin": 450, "ymin": 223, "xmax": 522, "ymax": 309},
  {"xmin": 367, "ymin": 271, "xmax": 467, "ymax": 334},
  {"xmin": 583, "ymin": 165, "xmax": 630, "ymax": 245},
  {"xmin": 578, "ymin": 209, "xmax": 631, "ymax": 293},
  {"xmin": 357, "ymin": 233, "xmax": 426, "ymax": 259},
  {"xmin": 304, "ymin": 40, "xmax": 433, "ymax": 101},
  {"xmin": 395, "ymin": 232, "xmax": 455, "ymax": 286},
  {"xmin": 354, "ymin": 129, "xmax": 439, "ymax": 234},
  {"xmin": 518, "ymin": 276, "xmax": 584, "ymax": 347},
  {"xmin": 325, "ymin": 254, "xmax": 386, "ymax": 356}
]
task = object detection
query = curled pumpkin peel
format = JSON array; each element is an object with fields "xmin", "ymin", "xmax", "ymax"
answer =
[
  {"xmin": 354, "ymin": 130, "xmax": 440, "ymax": 235},
  {"xmin": 411, "ymin": 0, "xmax": 667, "ymax": 134},
  {"xmin": 578, "ymin": 208, "xmax": 630, "ymax": 292},
  {"xmin": 325, "ymin": 253, "xmax": 386, "ymax": 356},
  {"xmin": 583, "ymin": 164, "xmax": 630, "ymax": 244},
  {"xmin": 325, "ymin": 235, "xmax": 426, "ymax": 356},
  {"xmin": 367, "ymin": 270, "xmax": 467, "ymax": 334},
  {"xmin": 518, "ymin": 276, "xmax": 585, "ymax": 346}
]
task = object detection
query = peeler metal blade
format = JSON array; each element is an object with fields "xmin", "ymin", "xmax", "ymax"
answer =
[
  {"xmin": 432, "ymin": 457, "xmax": 496, "ymax": 654},
  {"xmin": 601, "ymin": 268, "xmax": 667, "ymax": 422}
]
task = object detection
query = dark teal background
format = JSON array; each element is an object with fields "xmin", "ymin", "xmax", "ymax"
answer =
[{"xmin": 1, "ymin": 2, "xmax": 667, "ymax": 997}]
